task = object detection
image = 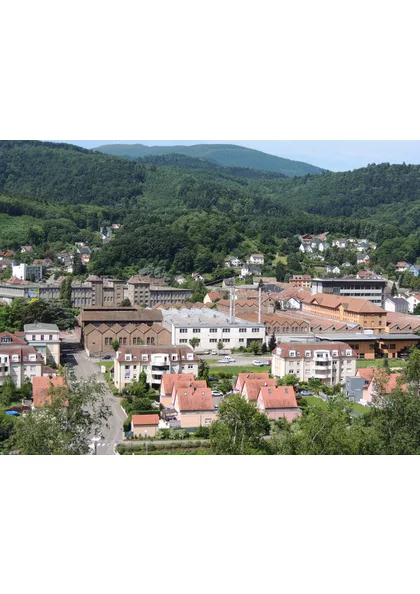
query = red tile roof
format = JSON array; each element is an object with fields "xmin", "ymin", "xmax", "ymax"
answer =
[
  {"xmin": 309, "ymin": 293, "xmax": 386, "ymax": 314},
  {"xmin": 258, "ymin": 386, "xmax": 298, "ymax": 409},
  {"xmin": 132, "ymin": 414, "xmax": 160, "ymax": 426},
  {"xmin": 176, "ymin": 388, "xmax": 214, "ymax": 412},
  {"xmin": 206, "ymin": 292, "xmax": 223, "ymax": 301},
  {"xmin": 235, "ymin": 373, "xmax": 271, "ymax": 393},
  {"xmin": 32, "ymin": 376, "xmax": 66, "ymax": 408},
  {"xmin": 244, "ymin": 378, "xmax": 276, "ymax": 401},
  {"xmin": 161, "ymin": 374, "xmax": 195, "ymax": 396}
]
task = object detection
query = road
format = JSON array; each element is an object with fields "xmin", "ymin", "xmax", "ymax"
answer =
[{"xmin": 71, "ymin": 349, "xmax": 126, "ymax": 456}]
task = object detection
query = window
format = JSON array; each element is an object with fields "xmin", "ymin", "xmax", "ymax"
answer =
[
  {"xmin": 210, "ymin": 339, "xmax": 217, "ymax": 343},
  {"xmin": 223, "ymin": 329, "xmax": 230, "ymax": 333},
  {"xmin": 390, "ymin": 344, "xmax": 396, "ymax": 350},
  {"xmin": 141, "ymin": 355, "xmax": 148, "ymax": 362},
  {"xmin": 180, "ymin": 339, "xmax": 188, "ymax": 344},
  {"xmin": 239, "ymin": 328, "xmax": 247, "ymax": 333},
  {"xmin": 305, "ymin": 351, "xmax": 311, "ymax": 357},
  {"xmin": 49, "ymin": 335, "xmax": 53, "ymax": 341},
  {"xmin": 32, "ymin": 335, "xmax": 36, "ymax": 341},
  {"xmin": 188, "ymin": 365, "xmax": 194, "ymax": 369},
  {"xmin": 252, "ymin": 328, "xmax": 259, "ymax": 333},
  {"xmin": 239, "ymin": 339, "xmax": 245, "ymax": 343},
  {"xmin": 180, "ymin": 329, "xmax": 188, "ymax": 334},
  {"xmin": 210, "ymin": 329, "xmax": 218, "ymax": 333},
  {"xmin": 41, "ymin": 335, "xmax": 44, "ymax": 341},
  {"xmin": 290, "ymin": 351, "xmax": 296, "ymax": 358},
  {"xmin": 193, "ymin": 329, "xmax": 201, "ymax": 334},
  {"xmin": 12, "ymin": 355, "xmax": 19, "ymax": 362},
  {"xmin": 172, "ymin": 355, "xmax": 178, "ymax": 361}
]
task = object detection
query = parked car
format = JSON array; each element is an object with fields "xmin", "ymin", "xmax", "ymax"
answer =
[
  {"xmin": 253, "ymin": 360, "xmax": 264, "ymax": 367},
  {"xmin": 212, "ymin": 391, "xmax": 223, "ymax": 397},
  {"xmin": 211, "ymin": 350, "xmax": 219, "ymax": 356},
  {"xmin": 223, "ymin": 356, "xmax": 236, "ymax": 363},
  {"xmin": 218, "ymin": 359, "xmax": 230, "ymax": 364},
  {"xmin": 103, "ymin": 355, "xmax": 112, "ymax": 360},
  {"xmin": 300, "ymin": 391, "xmax": 314, "ymax": 397},
  {"xmin": 203, "ymin": 350, "xmax": 211, "ymax": 355}
]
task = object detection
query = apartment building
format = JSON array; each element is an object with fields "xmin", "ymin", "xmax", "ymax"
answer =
[
  {"xmin": 271, "ymin": 342, "xmax": 357, "ymax": 386},
  {"xmin": 291, "ymin": 275, "xmax": 312, "ymax": 289},
  {"xmin": 161, "ymin": 307, "xmax": 266, "ymax": 350},
  {"xmin": 12, "ymin": 263, "xmax": 44, "ymax": 282},
  {"xmin": 311, "ymin": 278, "xmax": 387, "ymax": 307},
  {"xmin": 24, "ymin": 323, "xmax": 60, "ymax": 366},
  {"xmin": 113, "ymin": 345, "xmax": 199, "ymax": 391},
  {"xmin": 302, "ymin": 293, "xmax": 387, "ymax": 331},
  {"xmin": 0, "ymin": 332, "xmax": 44, "ymax": 388}
]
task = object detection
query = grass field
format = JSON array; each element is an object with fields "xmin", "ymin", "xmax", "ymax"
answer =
[
  {"xmin": 303, "ymin": 396, "xmax": 369, "ymax": 415},
  {"xmin": 357, "ymin": 359, "xmax": 407, "ymax": 369}
]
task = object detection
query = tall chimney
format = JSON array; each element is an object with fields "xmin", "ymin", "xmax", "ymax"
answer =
[{"xmin": 258, "ymin": 286, "xmax": 262, "ymax": 324}]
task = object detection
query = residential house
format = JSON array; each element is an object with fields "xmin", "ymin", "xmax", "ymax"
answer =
[
  {"xmin": 271, "ymin": 342, "xmax": 357, "ymax": 386},
  {"xmin": 20, "ymin": 245, "xmax": 34, "ymax": 254},
  {"xmin": 407, "ymin": 293, "xmax": 420, "ymax": 313},
  {"xmin": 204, "ymin": 292, "xmax": 224, "ymax": 304},
  {"xmin": 234, "ymin": 373, "xmax": 272, "ymax": 393},
  {"xmin": 332, "ymin": 239, "xmax": 348, "ymax": 249},
  {"xmin": 12, "ymin": 262, "xmax": 43, "ymax": 282},
  {"xmin": 385, "ymin": 297, "xmax": 409, "ymax": 315},
  {"xmin": 131, "ymin": 414, "xmax": 160, "ymax": 438},
  {"xmin": 160, "ymin": 373, "xmax": 195, "ymax": 408},
  {"xmin": 100, "ymin": 226, "xmax": 113, "ymax": 242},
  {"xmin": 356, "ymin": 241, "xmax": 372, "ymax": 253},
  {"xmin": 396, "ymin": 262, "xmax": 410, "ymax": 273},
  {"xmin": 225, "ymin": 256, "xmax": 242, "ymax": 268},
  {"xmin": 357, "ymin": 254, "xmax": 370, "ymax": 265},
  {"xmin": 33, "ymin": 258, "xmax": 53, "ymax": 269},
  {"xmin": 173, "ymin": 383, "xmax": 216, "ymax": 429},
  {"xmin": 112, "ymin": 224, "xmax": 122, "ymax": 230},
  {"xmin": 113, "ymin": 345, "xmax": 199, "ymax": 391},
  {"xmin": 256, "ymin": 386, "xmax": 301, "ymax": 422},
  {"xmin": 241, "ymin": 263, "xmax": 262, "ymax": 278},
  {"xmin": 326, "ymin": 266, "xmax": 341, "ymax": 275},
  {"xmin": 24, "ymin": 323, "xmax": 61, "ymax": 366},
  {"xmin": 32, "ymin": 375, "xmax": 66, "ymax": 409},
  {"xmin": 355, "ymin": 368, "xmax": 406, "ymax": 404},
  {"xmin": 241, "ymin": 377, "xmax": 277, "ymax": 402},
  {"xmin": 248, "ymin": 254, "xmax": 265, "ymax": 266}
]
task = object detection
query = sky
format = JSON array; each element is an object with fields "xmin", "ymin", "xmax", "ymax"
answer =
[{"xmin": 53, "ymin": 140, "xmax": 420, "ymax": 172}]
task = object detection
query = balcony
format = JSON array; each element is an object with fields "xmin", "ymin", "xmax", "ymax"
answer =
[{"xmin": 151, "ymin": 369, "xmax": 169, "ymax": 377}]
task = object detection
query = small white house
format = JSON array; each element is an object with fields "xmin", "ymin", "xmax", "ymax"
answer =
[
  {"xmin": 332, "ymin": 239, "xmax": 348, "ymax": 249},
  {"xmin": 385, "ymin": 297, "xmax": 409, "ymax": 314},
  {"xmin": 406, "ymin": 293, "xmax": 420, "ymax": 314},
  {"xmin": 249, "ymin": 254, "xmax": 265, "ymax": 266},
  {"xmin": 326, "ymin": 266, "xmax": 341, "ymax": 275}
]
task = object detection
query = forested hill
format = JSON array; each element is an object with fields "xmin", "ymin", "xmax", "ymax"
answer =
[
  {"xmin": 95, "ymin": 143, "xmax": 328, "ymax": 177},
  {"xmin": 0, "ymin": 141, "xmax": 420, "ymax": 276}
]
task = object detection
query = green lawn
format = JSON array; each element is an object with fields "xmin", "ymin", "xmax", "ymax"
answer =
[
  {"xmin": 302, "ymin": 396, "xmax": 369, "ymax": 415},
  {"xmin": 357, "ymin": 359, "xmax": 407, "ymax": 369}
]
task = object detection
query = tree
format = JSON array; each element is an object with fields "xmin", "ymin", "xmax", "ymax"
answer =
[
  {"xmin": 111, "ymin": 340, "xmax": 120, "ymax": 352},
  {"xmin": 391, "ymin": 283, "xmax": 397, "ymax": 297},
  {"xmin": 413, "ymin": 304, "xmax": 420, "ymax": 316},
  {"xmin": 198, "ymin": 359, "xmax": 210, "ymax": 381},
  {"xmin": 20, "ymin": 377, "xmax": 33, "ymax": 400},
  {"xmin": 210, "ymin": 395, "xmax": 270, "ymax": 455},
  {"xmin": 0, "ymin": 413, "xmax": 16, "ymax": 452},
  {"xmin": 261, "ymin": 343, "xmax": 268, "ymax": 355},
  {"xmin": 268, "ymin": 333, "xmax": 277, "ymax": 352},
  {"xmin": 275, "ymin": 262, "xmax": 287, "ymax": 282},
  {"xmin": 120, "ymin": 298, "xmax": 132, "ymax": 307},
  {"xmin": 250, "ymin": 341, "xmax": 261, "ymax": 356},
  {"xmin": 59, "ymin": 276, "xmax": 73, "ymax": 308},
  {"xmin": 0, "ymin": 376, "xmax": 17, "ymax": 407},
  {"xmin": 189, "ymin": 337, "xmax": 201, "ymax": 350},
  {"xmin": 219, "ymin": 378, "xmax": 233, "ymax": 395},
  {"xmin": 277, "ymin": 374, "xmax": 299, "ymax": 388},
  {"xmin": 217, "ymin": 340, "xmax": 224, "ymax": 353},
  {"xmin": 405, "ymin": 347, "xmax": 420, "ymax": 395},
  {"xmin": 12, "ymin": 375, "xmax": 111, "ymax": 455}
]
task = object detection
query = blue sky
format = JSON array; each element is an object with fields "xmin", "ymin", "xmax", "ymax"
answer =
[{"xmin": 54, "ymin": 140, "xmax": 420, "ymax": 172}]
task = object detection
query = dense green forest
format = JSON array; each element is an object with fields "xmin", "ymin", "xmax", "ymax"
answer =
[
  {"xmin": 95, "ymin": 143, "xmax": 328, "ymax": 177},
  {"xmin": 0, "ymin": 141, "xmax": 419, "ymax": 277}
]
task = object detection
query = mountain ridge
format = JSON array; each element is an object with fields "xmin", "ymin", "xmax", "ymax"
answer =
[{"xmin": 94, "ymin": 143, "xmax": 328, "ymax": 178}]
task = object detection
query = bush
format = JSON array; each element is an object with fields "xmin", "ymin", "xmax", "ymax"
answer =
[
  {"xmin": 194, "ymin": 426, "xmax": 210, "ymax": 439},
  {"xmin": 123, "ymin": 416, "xmax": 132, "ymax": 432}
]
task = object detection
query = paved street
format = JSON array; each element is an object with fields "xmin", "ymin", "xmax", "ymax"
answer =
[{"xmin": 71, "ymin": 349, "xmax": 126, "ymax": 456}]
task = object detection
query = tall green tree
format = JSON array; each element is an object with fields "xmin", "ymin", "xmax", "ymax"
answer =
[
  {"xmin": 268, "ymin": 333, "xmax": 277, "ymax": 352},
  {"xmin": 210, "ymin": 395, "xmax": 270, "ymax": 455},
  {"xmin": 12, "ymin": 376, "xmax": 111, "ymax": 455}
]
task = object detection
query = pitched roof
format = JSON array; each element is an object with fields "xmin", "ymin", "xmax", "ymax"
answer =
[
  {"xmin": 206, "ymin": 292, "xmax": 224, "ymax": 301},
  {"xmin": 258, "ymin": 386, "xmax": 298, "ymax": 409},
  {"xmin": 274, "ymin": 342, "xmax": 355, "ymax": 357},
  {"xmin": 176, "ymin": 388, "xmax": 214, "ymax": 412},
  {"xmin": 79, "ymin": 307, "xmax": 163, "ymax": 324},
  {"xmin": 244, "ymin": 378, "xmax": 276, "ymax": 401},
  {"xmin": 357, "ymin": 369, "xmax": 407, "ymax": 393},
  {"xmin": 309, "ymin": 293, "xmax": 386, "ymax": 314},
  {"xmin": 161, "ymin": 374, "xmax": 195, "ymax": 396},
  {"xmin": 236, "ymin": 372, "xmax": 271, "ymax": 393},
  {"xmin": 132, "ymin": 414, "xmax": 160, "ymax": 426},
  {"xmin": 32, "ymin": 376, "xmax": 66, "ymax": 408}
]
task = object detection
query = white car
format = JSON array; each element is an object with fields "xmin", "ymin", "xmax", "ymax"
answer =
[
  {"xmin": 218, "ymin": 359, "xmax": 230, "ymax": 364},
  {"xmin": 253, "ymin": 360, "xmax": 264, "ymax": 367},
  {"xmin": 212, "ymin": 391, "xmax": 223, "ymax": 397}
]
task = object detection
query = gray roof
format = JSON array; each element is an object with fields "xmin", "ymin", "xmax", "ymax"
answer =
[
  {"xmin": 316, "ymin": 333, "xmax": 420, "ymax": 342},
  {"xmin": 162, "ymin": 308, "xmax": 265, "ymax": 329},
  {"xmin": 24, "ymin": 323, "xmax": 59, "ymax": 332},
  {"xmin": 387, "ymin": 297, "xmax": 408, "ymax": 305}
]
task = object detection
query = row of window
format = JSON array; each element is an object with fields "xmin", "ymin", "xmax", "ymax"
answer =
[
  {"xmin": 104, "ymin": 337, "xmax": 156, "ymax": 346},
  {"xmin": 180, "ymin": 328, "xmax": 260, "ymax": 334},
  {"xmin": 30, "ymin": 335, "xmax": 54, "ymax": 341}
]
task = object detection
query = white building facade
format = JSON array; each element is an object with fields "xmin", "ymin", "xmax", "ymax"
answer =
[
  {"xmin": 271, "ymin": 342, "xmax": 357, "ymax": 386},
  {"xmin": 24, "ymin": 323, "xmax": 61, "ymax": 366},
  {"xmin": 161, "ymin": 308, "xmax": 266, "ymax": 351}
]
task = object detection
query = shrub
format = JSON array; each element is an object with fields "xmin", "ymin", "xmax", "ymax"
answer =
[
  {"xmin": 194, "ymin": 426, "xmax": 210, "ymax": 439},
  {"xmin": 123, "ymin": 416, "xmax": 132, "ymax": 432}
]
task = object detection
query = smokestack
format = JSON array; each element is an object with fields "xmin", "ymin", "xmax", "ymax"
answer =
[
  {"xmin": 258, "ymin": 287, "xmax": 262, "ymax": 324},
  {"xmin": 230, "ymin": 287, "xmax": 233, "ymax": 323},
  {"xmin": 232, "ymin": 286, "xmax": 236, "ymax": 323}
]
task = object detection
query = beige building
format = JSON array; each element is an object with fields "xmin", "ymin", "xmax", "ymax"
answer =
[
  {"xmin": 256, "ymin": 386, "xmax": 301, "ymax": 422},
  {"xmin": 113, "ymin": 345, "xmax": 200, "ymax": 391},
  {"xmin": 131, "ymin": 414, "xmax": 160, "ymax": 438},
  {"xmin": 271, "ymin": 342, "xmax": 357, "ymax": 386},
  {"xmin": 78, "ymin": 307, "xmax": 171, "ymax": 356},
  {"xmin": 173, "ymin": 386, "xmax": 217, "ymax": 429},
  {"xmin": 24, "ymin": 323, "xmax": 60, "ymax": 366},
  {"xmin": 0, "ymin": 332, "xmax": 44, "ymax": 388}
]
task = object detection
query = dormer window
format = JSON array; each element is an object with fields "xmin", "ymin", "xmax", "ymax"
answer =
[
  {"xmin": 141, "ymin": 355, "xmax": 148, "ymax": 362},
  {"xmin": 332, "ymin": 351, "xmax": 339, "ymax": 357},
  {"xmin": 290, "ymin": 351, "xmax": 296, "ymax": 358},
  {"xmin": 346, "ymin": 350, "xmax": 352, "ymax": 357},
  {"xmin": 1, "ymin": 337, "xmax": 11, "ymax": 343},
  {"xmin": 305, "ymin": 351, "xmax": 311, "ymax": 358}
]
